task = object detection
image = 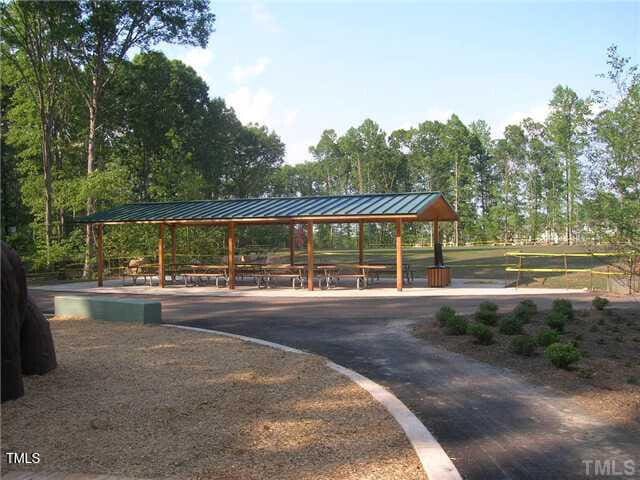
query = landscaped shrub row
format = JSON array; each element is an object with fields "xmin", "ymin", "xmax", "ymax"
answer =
[{"xmin": 436, "ymin": 299, "xmax": 583, "ymax": 370}]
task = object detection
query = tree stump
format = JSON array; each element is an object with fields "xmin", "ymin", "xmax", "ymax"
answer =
[{"xmin": 1, "ymin": 241, "xmax": 57, "ymax": 402}]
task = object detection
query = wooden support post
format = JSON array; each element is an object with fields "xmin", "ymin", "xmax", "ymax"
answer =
[
  {"xmin": 358, "ymin": 222, "xmax": 364, "ymax": 265},
  {"xmin": 307, "ymin": 222, "xmax": 314, "ymax": 290},
  {"xmin": 171, "ymin": 224, "xmax": 177, "ymax": 283},
  {"xmin": 97, "ymin": 224, "xmax": 104, "ymax": 287},
  {"xmin": 289, "ymin": 223, "xmax": 295, "ymax": 266},
  {"xmin": 433, "ymin": 219, "xmax": 439, "ymax": 265},
  {"xmin": 396, "ymin": 220, "xmax": 403, "ymax": 291},
  {"xmin": 228, "ymin": 222, "xmax": 236, "ymax": 289},
  {"xmin": 158, "ymin": 224, "xmax": 165, "ymax": 288}
]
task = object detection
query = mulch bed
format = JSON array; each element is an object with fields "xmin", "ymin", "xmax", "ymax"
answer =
[
  {"xmin": 414, "ymin": 305, "xmax": 640, "ymax": 428},
  {"xmin": 2, "ymin": 318, "xmax": 424, "ymax": 480}
]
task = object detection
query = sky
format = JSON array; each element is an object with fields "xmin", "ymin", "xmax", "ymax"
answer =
[{"xmin": 161, "ymin": 1, "xmax": 639, "ymax": 164}]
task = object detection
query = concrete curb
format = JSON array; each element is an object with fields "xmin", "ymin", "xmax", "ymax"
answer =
[{"xmin": 163, "ymin": 324, "xmax": 462, "ymax": 480}]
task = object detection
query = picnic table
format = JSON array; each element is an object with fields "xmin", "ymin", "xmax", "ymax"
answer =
[
  {"xmin": 259, "ymin": 264, "xmax": 305, "ymax": 289},
  {"xmin": 180, "ymin": 264, "xmax": 229, "ymax": 288},
  {"xmin": 357, "ymin": 263, "xmax": 414, "ymax": 284},
  {"xmin": 121, "ymin": 260, "xmax": 159, "ymax": 286}
]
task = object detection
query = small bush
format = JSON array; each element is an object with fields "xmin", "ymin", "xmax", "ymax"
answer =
[
  {"xmin": 467, "ymin": 323, "xmax": 494, "ymax": 345},
  {"xmin": 436, "ymin": 306, "xmax": 456, "ymax": 326},
  {"xmin": 545, "ymin": 311, "xmax": 567, "ymax": 332},
  {"xmin": 545, "ymin": 342, "xmax": 581, "ymax": 369},
  {"xmin": 445, "ymin": 315, "xmax": 468, "ymax": 335},
  {"xmin": 475, "ymin": 308, "xmax": 498, "ymax": 326},
  {"xmin": 592, "ymin": 296, "xmax": 610, "ymax": 311},
  {"xmin": 536, "ymin": 329, "xmax": 560, "ymax": 347},
  {"xmin": 499, "ymin": 315, "xmax": 524, "ymax": 335},
  {"xmin": 552, "ymin": 299, "xmax": 574, "ymax": 320},
  {"xmin": 513, "ymin": 299, "xmax": 537, "ymax": 322},
  {"xmin": 511, "ymin": 336, "xmax": 537, "ymax": 356}
]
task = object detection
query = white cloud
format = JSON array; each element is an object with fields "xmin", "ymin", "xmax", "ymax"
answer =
[
  {"xmin": 285, "ymin": 139, "xmax": 314, "ymax": 165},
  {"xmin": 231, "ymin": 57, "xmax": 271, "ymax": 84},
  {"xmin": 250, "ymin": 1, "xmax": 281, "ymax": 33},
  {"xmin": 493, "ymin": 104, "xmax": 550, "ymax": 138},
  {"xmin": 226, "ymin": 86, "xmax": 274, "ymax": 125},
  {"xmin": 180, "ymin": 46, "xmax": 215, "ymax": 84},
  {"xmin": 283, "ymin": 109, "xmax": 299, "ymax": 128}
]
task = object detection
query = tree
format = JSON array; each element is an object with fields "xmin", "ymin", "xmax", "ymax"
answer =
[
  {"xmin": 1, "ymin": 2, "xmax": 74, "ymax": 261},
  {"xmin": 587, "ymin": 46, "xmax": 640, "ymax": 274},
  {"xmin": 493, "ymin": 125, "xmax": 526, "ymax": 242},
  {"xmin": 222, "ymin": 124, "xmax": 285, "ymax": 198},
  {"xmin": 468, "ymin": 120, "xmax": 499, "ymax": 240},
  {"xmin": 443, "ymin": 115, "xmax": 475, "ymax": 245},
  {"xmin": 546, "ymin": 85, "xmax": 591, "ymax": 244},
  {"xmin": 60, "ymin": 0, "xmax": 215, "ymax": 275}
]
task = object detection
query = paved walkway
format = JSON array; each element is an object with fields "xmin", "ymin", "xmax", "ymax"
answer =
[
  {"xmin": 33, "ymin": 290, "xmax": 639, "ymax": 480},
  {"xmin": 30, "ymin": 277, "xmax": 587, "ymax": 298}
]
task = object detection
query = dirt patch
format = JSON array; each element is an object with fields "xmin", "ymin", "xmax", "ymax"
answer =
[
  {"xmin": 2, "ymin": 318, "xmax": 424, "ymax": 480},
  {"xmin": 414, "ymin": 305, "xmax": 640, "ymax": 428}
]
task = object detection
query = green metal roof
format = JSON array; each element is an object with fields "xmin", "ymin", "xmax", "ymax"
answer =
[{"xmin": 77, "ymin": 192, "xmax": 456, "ymax": 224}]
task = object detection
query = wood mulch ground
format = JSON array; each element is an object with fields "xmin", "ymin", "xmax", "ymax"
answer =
[
  {"xmin": 414, "ymin": 305, "xmax": 640, "ymax": 429},
  {"xmin": 2, "ymin": 318, "xmax": 424, "ymax": 480}
]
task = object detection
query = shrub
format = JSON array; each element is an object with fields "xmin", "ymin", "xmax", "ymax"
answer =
[
  {"xmin": 592, "ymin": 296, "xmax": 610, "ymax": 311},
  {"xmin": 436, "ymin": 306, "xmax": 456, "ymax": 326},
  {"xmin": 551, "ymin": 299, "xmax": 574, "ymax": 320},
  {"xmin": 545, "ymin": 311, "xmax": 567, "ymax": 332},
  {"xmin": 511, "ymin": 336, "xmax": 537, "ymax": 356},
  {"xmin": 445, "ymin": 315, "xmax": 468, "ymax": 335},
  {"xmin": 499, "ymin": 315, "xmax": 524, "ymax": 335},
  {"xmin": 467, "ymin": 323, "xmax": 494, "ymax": 345},
  {"xmin": 475, "ymin": 308, "xmax": 498, "ymax": 326},
  {"xmin": 545, "ymin": 342, "xmax": 581, "ymax": 369},
  {"xmin": 513, "ymin": 305, "xmax": 532, "ymax": 323},
  {"xmin": 536, "ymin": 329, "xmax": 561, "ymax": 347},
  {"xmin": 513, "ymin": 299, "xmax": 537, "ymax": 322}
]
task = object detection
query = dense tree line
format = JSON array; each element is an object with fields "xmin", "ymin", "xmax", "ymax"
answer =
[
  {"xmin": 1, "ymin": 1, "xmax": 285, "ymax": 269},
  {"xmin": 0, "ymin": 0, "xmax": 637, "ymax": 271},
  {"xmin": 274, "ymin": 47, "xmax": 639, "ymax": 253}
]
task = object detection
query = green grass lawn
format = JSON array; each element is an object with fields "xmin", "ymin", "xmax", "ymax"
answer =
[{"xmin": 280, "ymin": 244, "xmax": 625, "ymax": 290}]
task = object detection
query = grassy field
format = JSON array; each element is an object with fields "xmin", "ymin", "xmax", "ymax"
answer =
[{"xmin": 283, "ymin": 244, "xmax": 628, "ymax": 290}]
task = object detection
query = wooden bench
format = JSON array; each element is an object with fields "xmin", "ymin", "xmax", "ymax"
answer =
[{"xmin": 54, "ymin": 296, "xmax": 161, "ymax": 324}]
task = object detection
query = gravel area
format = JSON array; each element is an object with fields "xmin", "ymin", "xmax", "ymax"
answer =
[{"xmin": 2, "ymin": 317, "xmax": 424, "ymax": 480}]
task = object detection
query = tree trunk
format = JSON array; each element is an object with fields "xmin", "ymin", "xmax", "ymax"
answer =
[
  {"xmin": 40, "ymin": 107, "xmax": 54, "ymax": 265},
  {"xmin": 82, "ymin": 90, "xmax": 99, "ymax": 279},
  {"xmin": 566, "ymin": 157, "xmax": 572, "ymax": 245},
  {"xmin": 356, "ymin": 157, "xmax": 364, "ymax": 193},
  {"xmin": 454, "ymin": 159, "xmax": 460, "ymax": 246}
]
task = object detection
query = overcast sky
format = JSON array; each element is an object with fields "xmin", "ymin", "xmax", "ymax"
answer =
[{"xmin": 161, "ymin": 1, "xmax": 639, "ymax": 164}]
